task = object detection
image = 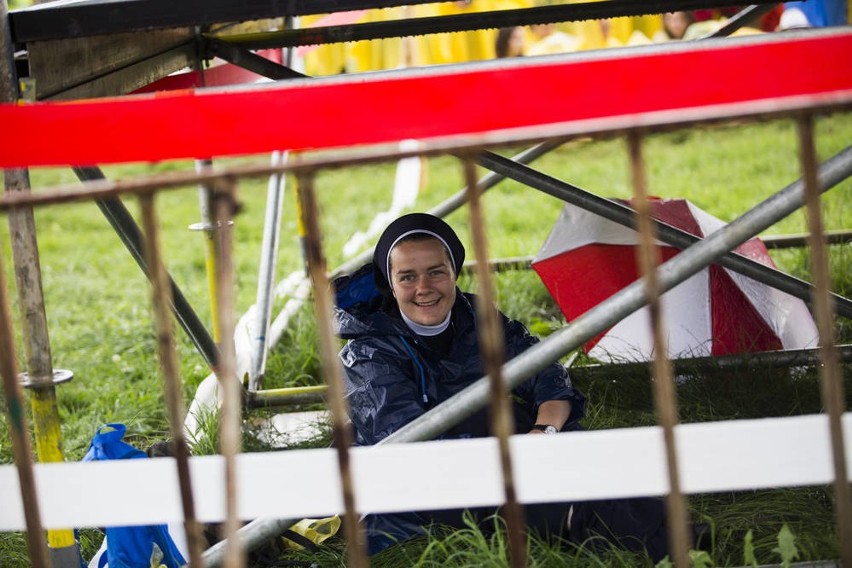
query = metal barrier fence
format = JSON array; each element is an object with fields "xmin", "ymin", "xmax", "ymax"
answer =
[{"xmin": 1, "ymin": 28, "xmax": 851, "ymax": 568}]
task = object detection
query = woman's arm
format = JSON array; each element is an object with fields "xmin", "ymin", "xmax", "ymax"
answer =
[
  {"xmin": 529, "ymin": 399, "xmax": 572, "ymax": 434},
  {"xmin": 501, "ymin": 316, "xmax": 586, "ymax": 429}
]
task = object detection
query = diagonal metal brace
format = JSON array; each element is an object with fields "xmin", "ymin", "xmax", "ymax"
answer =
[
  {"xmin": 203, "ymin": 38, "xmax": 307, "ymax": 81},
  {"xmin": 476, "ymin": 147, "xmax": 852, "ymax": 319},
  {"xmin": 73, "ymin": 166, "xmax": 220, "ymax": 370}
]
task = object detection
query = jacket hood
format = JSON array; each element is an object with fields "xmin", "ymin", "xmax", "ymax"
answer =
[
  {"xmin": 333, "ymin": 262, "xmax": 406, "ymax": 339},
  {"xmin": 333, "ymin": 262, "xmax": 467, "ymax": 340}
]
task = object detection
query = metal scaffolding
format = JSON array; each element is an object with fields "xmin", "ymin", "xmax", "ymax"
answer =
[{"xmin": 1, "ymin": 1, "xmax": 851, "ymax": 567}]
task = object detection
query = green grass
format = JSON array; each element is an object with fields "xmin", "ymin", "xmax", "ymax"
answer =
[{"xmin": 1, "ymin": 113, "xmax": 851, "ymax": 566}]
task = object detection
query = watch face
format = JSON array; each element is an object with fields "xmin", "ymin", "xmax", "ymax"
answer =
[{"xmin": 544, "ymin": 425, "xmax": 558, "ymax": 435}]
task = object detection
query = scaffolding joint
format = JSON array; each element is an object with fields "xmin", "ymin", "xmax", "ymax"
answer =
[{"xmin": 19, "ymin": 368, "xmax": 73, "ymax": 389}]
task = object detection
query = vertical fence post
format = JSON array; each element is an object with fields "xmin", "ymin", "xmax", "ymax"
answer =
[
  {"xmin": 139, "ymin": 193, "xmax": 206, "ymax": 568},
  {"xmin": 212, "ymin": 177, "xmax": 245, "ymax": 568},
  {"xmin": 461, "ymin": 154, "xmax": 527, "ymax": 568},
  {"xmin": 796, "ymin": 115, "xmax": 852, "ymax": 560},
  {"xmin": 1, "ymin": 7, "xmax": 48, "ymax": 562},
  {"xmin": 626, "ymin": 132, "xmax": 691, "ymax": 567},
  {"xmin": 295, "ymin": 169, "xmax": 367, "ymax": 568},
  {"xmin": 0, "ymin": 240, "xmax": 49, "ymax": 568}
]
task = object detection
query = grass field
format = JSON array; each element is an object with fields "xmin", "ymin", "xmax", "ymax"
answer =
[{"xmin": 1, "ymin": 112, "xmax": 851, "ymax": 566}]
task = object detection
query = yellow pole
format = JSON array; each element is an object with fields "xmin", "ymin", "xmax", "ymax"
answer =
[
  {"xmin": 6, "ymin": 166, "xmax": 81, "ymax": 565},
  {"xmin": 195, "ymin": 159, "xmax": 221, "ymax": 343},
  {"xmin": 30, "ymin": 389, "xmax": 77, "ymax": 552},
  {"xmin": 205, "ymin": 231, "xmax": 221, "ymax": 343}
]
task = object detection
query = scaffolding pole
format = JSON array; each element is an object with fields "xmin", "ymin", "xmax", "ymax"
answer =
[{"xmin": 249, "ymin": 151, "xmax": 287, "ymax": 391}]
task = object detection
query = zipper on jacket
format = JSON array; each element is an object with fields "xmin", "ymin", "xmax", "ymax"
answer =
[{"xmin": 399, "ymin": 336, "xmax": 429, "ymax": 404}]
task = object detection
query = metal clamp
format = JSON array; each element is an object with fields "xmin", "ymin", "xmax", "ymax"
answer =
[{"xmin": 19, "ymin": 369, "xmax": 74, "ymax": 388}]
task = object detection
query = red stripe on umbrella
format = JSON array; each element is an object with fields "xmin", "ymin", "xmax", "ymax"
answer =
[{"xmin": 532, "ymin": 198, "xmax": 817, "ymax": 362}]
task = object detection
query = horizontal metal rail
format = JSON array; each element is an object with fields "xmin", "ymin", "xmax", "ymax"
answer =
[{"xmin": 572, "ymin": 344, "xmax": 852, "ymax": 381}]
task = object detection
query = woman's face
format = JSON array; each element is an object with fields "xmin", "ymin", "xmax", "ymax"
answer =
[
  {"xmin": 664, "ymin": 11, "xmax": 690, "ymax": 39},
  {"xmin": 389, "ymin": 238, "xmax": 456, "ymax": 326}
]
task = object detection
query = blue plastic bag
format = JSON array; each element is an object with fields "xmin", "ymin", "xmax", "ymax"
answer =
[{"xmin": 83, "ymin": 424, "xmax": 187, "ymax": 568}]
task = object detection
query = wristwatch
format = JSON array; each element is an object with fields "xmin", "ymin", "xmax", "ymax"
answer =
[{"xmin": 532, "ymin": 424, "xmax": 558, "ymax": 435}]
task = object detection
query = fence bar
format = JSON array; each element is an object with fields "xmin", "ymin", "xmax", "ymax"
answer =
[
  {"xmin": 462, "ymin": 155, "xmax": 526, "ymax": 567},
  {"xmin": 211, "ymin": 178, "xmax": 245, "ymax": 568},
  {"xmin": 249, "ymin": 151, "xmax": 287, "ymax": 391},
  {"xmin": 627, "ymin": 132, "xmax": 690, "ymax": 567},
  {"xmin": 796, "ymin": 116, "xmax": 852, "ymax": 562},
  {"xmin": 2, "ymin": 108, "xmax": 848, "ymax": 214},
  {"xmin": 382, "ymin": 136, "xmax": 842, "ymax": 445},
  {"xmin": 0, "ymin": 241, "xmax": 49, "ymax": 567},
  {"xmin": 332, "ymin": 140, "xmax": 564, "ymax": 278},
  {"xmin": 74, "ymin": 166, "xmax": 220, "ymax": 369},
  {"xmin": 476, "ymin": 148, "xmax": 852, "ymax": 319},
  {"xmin": 296, "ymin": 170, "xmax": 367, "ymax": 567},
  {"xmin": 139, "ymin": 194, "xmax": 206, "ymax": 568}
]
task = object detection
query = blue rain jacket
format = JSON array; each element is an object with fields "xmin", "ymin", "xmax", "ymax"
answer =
[
  {"xmin": 334, "ymin": 264, "xmax": 586, "ymax": 446},
  {"xmin": 83, "ymin": 424, "xmax": 187, "ymax": 568},
  {"xmin": 333, "ymin": 264, "xmax": 586, "ymax": 554}
]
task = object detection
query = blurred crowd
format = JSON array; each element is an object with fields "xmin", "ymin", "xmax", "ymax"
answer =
[{"xmin": 299, "ymin": 0, "xmax": 849, "ymax": 74}]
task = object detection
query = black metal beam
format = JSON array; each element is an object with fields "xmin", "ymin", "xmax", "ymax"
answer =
[
  {"xmin": 204, "ymin": 38, "xmax": 307, "ymax": 81},
  {"xmin": 9, "ymin": 0, "xmax": 444, "ymax": 43},
  {"xmin": 703, "ymin": 3, "xmax": 780, "ymax": 38},
  {"xmin": 11, "ymin": 0, "xmax": 776, "ymax": 45},
  {"xmin": 220, "ymin": 0, "xmax": 775, "ymax": 51}
]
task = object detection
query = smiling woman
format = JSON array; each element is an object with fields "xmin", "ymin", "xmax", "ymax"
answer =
[
  {"xmin": 332, "ymin": 212, "xmax": 668, "ymax": 559},
  {"xmin": 388, "ymin": 237, "xmax": 457, "ymax": 328}
]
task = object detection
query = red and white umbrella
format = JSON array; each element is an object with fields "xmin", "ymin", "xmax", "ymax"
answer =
[{"xmin": 532, "ymin": 198, "xmax": 818, "ymax": 362}]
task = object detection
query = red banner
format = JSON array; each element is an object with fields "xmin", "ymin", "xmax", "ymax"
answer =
[{"xmin": 1, "ymin": 31, "xmax": 850, "ymax": 167}]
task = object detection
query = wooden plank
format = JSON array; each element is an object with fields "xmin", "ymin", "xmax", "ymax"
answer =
[{"xmin": 28, "ymin": 28, "xmax": 195, "ymax": 99}]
